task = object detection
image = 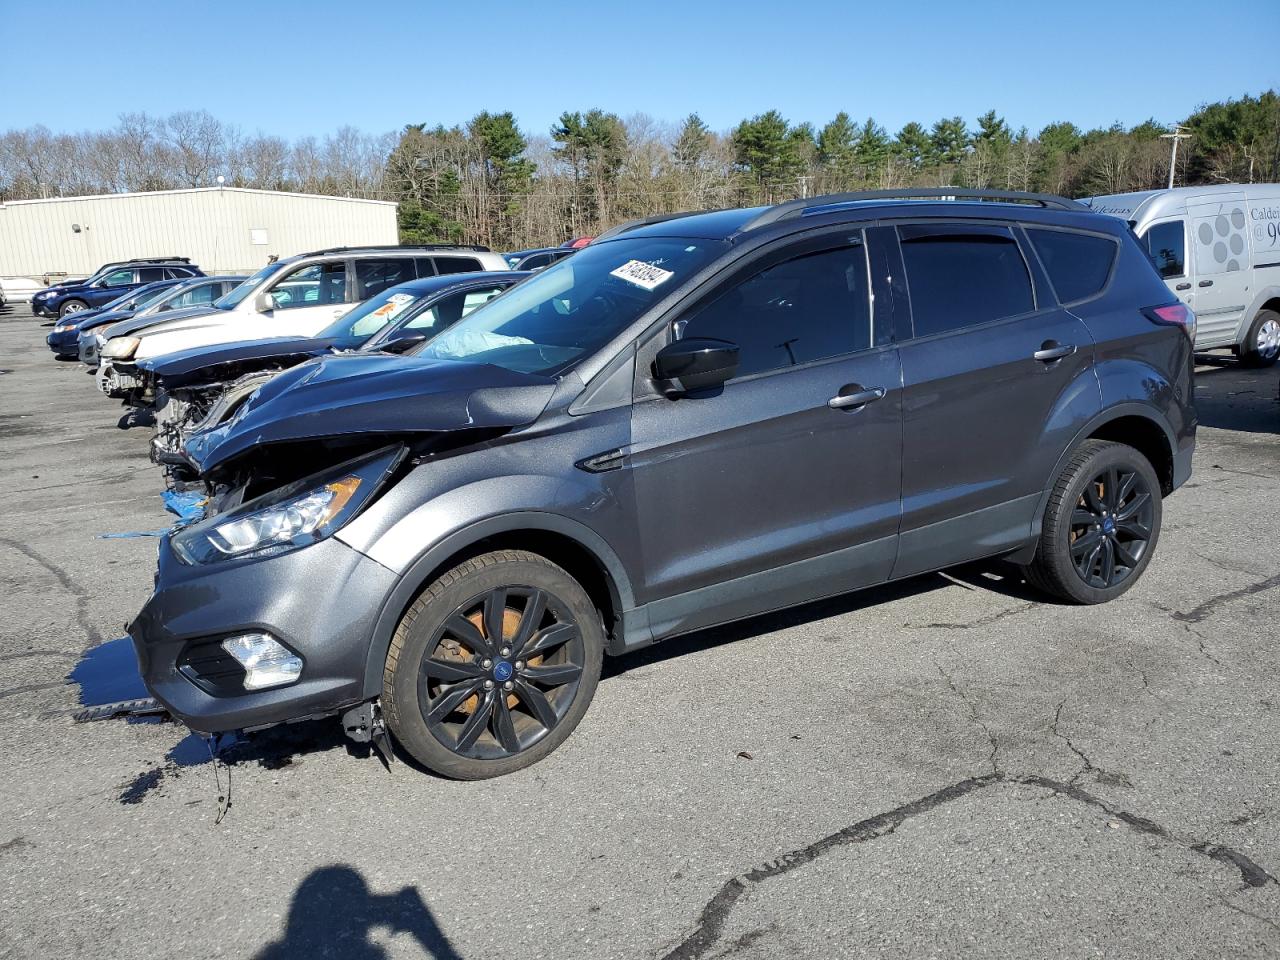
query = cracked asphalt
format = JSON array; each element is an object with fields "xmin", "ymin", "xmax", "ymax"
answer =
[{"xmin": 1, "ymin": 303, "xmax": 1278, "ymax": 959}]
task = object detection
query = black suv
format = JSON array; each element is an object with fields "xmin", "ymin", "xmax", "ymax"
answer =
[
  {"xmin": 129, "ymin": 190, "xmax": 1196, "ymax": 779},
  {"xmin": 32, "ymin": 257, "xmax": 203, "ymax": 318}
]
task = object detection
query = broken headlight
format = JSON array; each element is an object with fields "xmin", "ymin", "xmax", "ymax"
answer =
[
  {"xmin": 102, "ymin": 336, "xmax": 140, "ymax": 359},
  {"xmin": 171, "ymin": 447, "xmax": 402, "ymax": 565}
]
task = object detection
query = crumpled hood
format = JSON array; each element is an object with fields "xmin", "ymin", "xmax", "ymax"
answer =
[
  {"xmin": 183, "ymin": 353, "xmax": 557, "ymax": 476},
  {"xmin": 103, "ymin": 304, "xmax": 223, "ymax": 340},
  {"xmin": 137, "ymin": 335, "xmax": 339, "ymax": 383}
]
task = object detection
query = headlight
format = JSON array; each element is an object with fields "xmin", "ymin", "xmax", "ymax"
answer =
[
  {"xmin": 53, "ymin": 324, "xmax": 71, "ymax": 333},
  {"xmin": 170, "ymin": 447, "xmax": 403, "ymax": 565},
  {"xmin": 102, "ymin": 336, "xmax": 140, "ymax": 359}
]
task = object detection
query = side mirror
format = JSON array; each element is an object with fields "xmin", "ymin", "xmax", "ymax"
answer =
[
  {"xmin": 254, "ymin": 291, "xmax": 275, "ymax": 313},
  {"xmin": 652, "ymin": 337, "xmax": 739, "ymax": 395},
  {"xmin": 377, "ymin": 330, "xmax": 429, "ymax": 354}
]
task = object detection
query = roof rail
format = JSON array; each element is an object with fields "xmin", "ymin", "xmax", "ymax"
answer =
[
  {"xmin": 741, "ymin": 188, "xmax": 1089, "ymax": 231},
  {"xmin": 295, "ymin": 243, "xmax": 492, "ymax": 258},
  {"xmin": 125, "ymin": 256, "xmax": 193, "ymax": 263},
  {"xmin": 593, "ymin": 210, "xmax": 714, "ymax": 242}
]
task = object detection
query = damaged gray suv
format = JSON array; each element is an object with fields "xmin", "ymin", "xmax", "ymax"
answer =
[{"xmin": 129, "ymin": 189, "xmax": 1197, "ymax": 779}]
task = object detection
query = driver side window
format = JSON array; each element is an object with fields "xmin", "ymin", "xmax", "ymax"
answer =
[
  {"xmin": 101, "ymin": 269, "xmax": 134, "ymax": 287},
  {"xmin": 676, "ymin": 242, "xmax": 871, "ymax": 379},
  {"xmin": 269, "ymin": 262, "xmax": 347, "ymax": 310}
]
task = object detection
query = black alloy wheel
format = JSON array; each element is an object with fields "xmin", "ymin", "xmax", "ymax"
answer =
[{"xmin": 1068, "ymin": 464, "xmax": 1154, "ymax": 589}]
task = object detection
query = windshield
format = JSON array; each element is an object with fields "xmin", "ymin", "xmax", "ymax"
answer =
[
  {"xmin": 419, "ymin": 237, "xmax": 724, "ymax": 376},
  {"xmin": 314, "ymin": 286, "xmax": 426, "ymax": 345},
  {"xmin": 214, "ymin": 262, "xmax": 280, "ymax": 310}
]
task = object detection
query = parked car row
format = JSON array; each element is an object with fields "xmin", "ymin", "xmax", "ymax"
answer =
[{"xmin": 29, "ymin": 191, "xmax": 1205, "ymax": 781}]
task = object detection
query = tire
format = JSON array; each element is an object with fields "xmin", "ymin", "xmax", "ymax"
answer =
[
  {"xmin": 1022, "ymin": 440, "xmax": 1162, "ymax": 604},
  {"xmin": 383, "ymin": 550, "xmax": 604, "ymax": 779},
  {"xmin": 58, "ymin": 299, "xmax": 88, "ymax": 318},
  {"xmin": 1238, "ymin": 309, "xmax": 1280, "ymax": 368}
]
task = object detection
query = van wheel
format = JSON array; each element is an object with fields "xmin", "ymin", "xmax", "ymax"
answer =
[
  {"xmin": 1022, "ymin": 440, "xmax": 1162, "ymax": 604},
  {"xmin": 58, "ymin": 299, "xmax": 88, "ymax": 318},
  {"xmin": 1239, "ymin": 309, "xmax": 1280, "ymax": 367},
  {"xmin": 382, "ymin": 550, "xmax": 603, "ymax": 779}
]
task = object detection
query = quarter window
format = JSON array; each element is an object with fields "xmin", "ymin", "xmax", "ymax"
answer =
[
  {"xmin": 1027, "ymin": 228, "xmax": 1117, "ymax": 303},
  {"xmin": 355, "ymin": 258, "xmax": 416, "ymax": 298},
  {"xmin": 898, "ymin": 225, "xmax": 1034, "ymax": 337},
  {"xmin": 677, "ymin": 243, "xmax": 871, "ymax": 379},
  {"xmin": 433, "ymin": 256, "xmax": 483, "ymax": 275},
  {"xmin": 1141, "ymin": 221, "xmax": 1185, "ymax": 279}
]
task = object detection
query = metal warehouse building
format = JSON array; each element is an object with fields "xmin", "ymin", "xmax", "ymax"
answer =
[{"xmin": 0, "ymin": 187, "xmax": 398, "ymax": 283}]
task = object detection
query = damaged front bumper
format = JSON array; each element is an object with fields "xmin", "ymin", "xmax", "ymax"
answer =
[
  {"xmin": 128, "ymin": 533, "xmax": 397, "ymax": 734},
  {"xmin": 96, "ymin": 359, "xmax": 142, "ymax": 399}
]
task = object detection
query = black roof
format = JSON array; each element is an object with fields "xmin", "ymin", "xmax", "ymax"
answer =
[{"xmin": 370, "ymin": 270, "xmax": 530, "ymax": 298}]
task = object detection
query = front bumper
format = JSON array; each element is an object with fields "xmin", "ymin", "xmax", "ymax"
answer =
[
  {"xmin": 46, "ymin": 330, "xmax": 79, "ymax": 357},
  {"xmin": 96, "ymin": 360, "xmax": 141, "ymax": 396},
  {"xmin": 128, "ymin": 534, "xmax": 399, "ymax": 733},
  {"xmin": 33, "ymin": 300, "xmax": 57, "ymax": 318}
]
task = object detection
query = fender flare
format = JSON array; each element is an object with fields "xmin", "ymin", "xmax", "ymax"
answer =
[
  {"xmin": 358, "ymin": 511, "xmax": 638, "ymax": 697},
  {"xmin": 1029, "ymin": 402, "xmax": 1177, "ymax": 532}
]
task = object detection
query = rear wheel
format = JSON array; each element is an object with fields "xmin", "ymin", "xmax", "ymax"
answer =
[
  {"xmin": 383, "ymin": 550, "xmax": 603, "ymax": 779},
  {"xmin": 1239, "ymin": 309, "xmax": 1280, "ymax": 368},
  {"xmin": 58, "ymin": 299, "xmax": 88, "ymax": 318},
  {"xmin": 1023, "ymin": 440, "xmax": 1162, "ymax": 604}
]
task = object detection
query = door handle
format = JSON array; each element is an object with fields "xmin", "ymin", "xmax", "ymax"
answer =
[
  {"xmin": 1033, "ymin": 341, "xmax": 1077, "ymax": 362},
  {"xmin": 1198, "ymin": 280, "xmax": 1213, "ymax": 288},
  {"xmin": 1175, "ymin": 282, "xmax": 1191, "ymax": 291},
  {"xmin": 828, "ymin": 385, "xmax": 886, "ymax": 410}
]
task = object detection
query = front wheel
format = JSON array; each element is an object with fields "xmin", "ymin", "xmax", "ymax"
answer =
[
  {"xmin": 1022, "ymin": 440, "xmax": 1162, "ymax": 604},
  {"xmin": 58, "ymin": 299, "xmax": 88, "ymax": 318},
  {"xmin": 1239, "ymin": 309, "xmax": 1280, "ymax": 368},
  {"xmin": 383, "ymin": 550, "xmax": 603, "ymax": 779}
]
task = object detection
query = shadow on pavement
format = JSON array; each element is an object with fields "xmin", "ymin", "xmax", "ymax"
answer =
[
  {"xmin": 1194, "ymin": 356, "xmax": 1280, "ymax": 435},
  {"xmin": 254, "ymin": 865, "xmax": 462, "ymax": 960}
]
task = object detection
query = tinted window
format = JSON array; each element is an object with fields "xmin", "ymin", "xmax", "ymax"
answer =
[
  {"xmin": 164, "ymin": 267, "xmax": 195, "ymax": 279},
  {"xmin": 898, "ymin": 225, "xmax": 1033, "ymax": 337},
  {"xmin": 1027, "ymin": 229, "xmax": 1117, "ymax": 303},
  {"xmin": 414, "ymin": 257, "xmax": 438, "ymax": 277},
  {"xmin": 1142, "ymin": 221, "xmax": 1185, "ymax": 278},
  {"xmin": 433, "ymin": 256, "xmax": 483, "ymax": 275},
  {"xmin": 137, "ymin": 267, "xmax": 166, "ymax": 283},
  {"xmin": 355, "ymin": 258, "xmax": 416, "ymax": 298},
  {"xmin": 169, "ymin": 283, "xmax": 217, "ymax": 308},
  {"xmin": 519, "ymin": 253, "xmax": 551, "ymax": 270},
  {"xmin": 268, "ymin": 261, "xmax": 347, "ymax": 310},
  {"xmin": 678, "ymin": 243, "xmax": 870, "ymax": 378}
]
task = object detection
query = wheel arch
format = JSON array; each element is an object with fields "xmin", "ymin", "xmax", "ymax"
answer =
[
  {"xmin": 1237, "ymin": 286, "xmax": 1280, "ymax": 345},
  {"xmin": 359, "ymin": 513, "xmax": 638, "ymax": 698}
]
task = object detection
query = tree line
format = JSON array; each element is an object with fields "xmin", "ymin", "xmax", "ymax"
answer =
[{"xmin": 1, "ymin": 91, "xmax": 1276, "ymax": 251}]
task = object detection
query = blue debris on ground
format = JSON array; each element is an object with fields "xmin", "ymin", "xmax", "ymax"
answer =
[{"xmin": 162, "ymin": 488, "xmax": 206, "ymax": 522}]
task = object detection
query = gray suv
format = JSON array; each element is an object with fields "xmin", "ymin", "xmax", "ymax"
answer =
[{"xmin": 129, "ymin": 189, "xmax": 1197, "ymax": 779}]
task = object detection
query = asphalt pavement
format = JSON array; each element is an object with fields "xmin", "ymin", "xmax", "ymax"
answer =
[{"xmin": 1, "ymin": 303, "xmax": 1277, "ymax": 959}]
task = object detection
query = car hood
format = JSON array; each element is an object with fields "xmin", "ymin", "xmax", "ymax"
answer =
[
  {"xmin": 183, "ymin": 353, "xmax": 557, "ymax": 476},
  {"xmin": 103, "ymin": 305, "xmax": 224, "ymax": 339},
  {"xmin": 137, "ymin": 336, "xmax": 340, "ymax": 382},
  {"xmin": 76, "ymin": 307, "xmax": 136, "ymax": 330}
]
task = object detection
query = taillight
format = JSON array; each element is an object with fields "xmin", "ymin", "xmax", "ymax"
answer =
[{"xmin": 1144, "ymin": 302, "xmax": 1196, "ymax": 341}]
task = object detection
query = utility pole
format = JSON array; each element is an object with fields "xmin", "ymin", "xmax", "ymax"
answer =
[{"xmin": 1160, "ymin": 125, "xmax": 1191, "ymax": 189}]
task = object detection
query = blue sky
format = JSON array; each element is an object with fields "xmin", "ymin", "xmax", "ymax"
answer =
[{"xmin": 2, "ymin": 0, "xmax": 1276, "ymax": 140}]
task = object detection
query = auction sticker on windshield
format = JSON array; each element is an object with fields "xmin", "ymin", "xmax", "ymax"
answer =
[
  {"xmin": 610, "ymin": 260, "xmax": 674, "ymax": 291},
  {"xmin": 374, "ymin": 293, "xmax": 416, "ymax": 319}
]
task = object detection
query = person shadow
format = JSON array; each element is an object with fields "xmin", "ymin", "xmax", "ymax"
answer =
[{"xmin": 254, "ymin": 865, "xmax": 462, "ymax": 960}]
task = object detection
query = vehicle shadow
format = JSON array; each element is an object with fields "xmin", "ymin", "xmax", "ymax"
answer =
[
  {"xmin": 604, "ymin": 559, "xmax": 1046, "ymax": 680},
  {"xmin": 253, "ymin": 864, "xmax": 462, "ymax": 960},
  {"xmin": 1194, "ymin": 355, "xmax": 1280, "ymax": 436}
]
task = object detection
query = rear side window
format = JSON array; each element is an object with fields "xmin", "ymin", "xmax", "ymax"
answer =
[
  {"xmin": 355, "ymin": 258, "xmax": 415, "ymax": 298},
  {"xmin": 138, "ymin": 267, "xmax": 166, "ymax": 283},
  {"xmin": 898, "ymin": 225, "xmax": 1033, "ymax": 337},
  {"xmin": 678, "ymin": 242, "xmax": 871, "ymax": 378},
  {"xmin": 433, "ymin": 256, "xmax": 483, "ymax": 275},
  {"xmin": 1026, "ymin": 228, "xmax": 1117, "ymax": 303},
  {"xmin": 1141, "ymin": 221, "xmax": 1185, "ymax": 278}
]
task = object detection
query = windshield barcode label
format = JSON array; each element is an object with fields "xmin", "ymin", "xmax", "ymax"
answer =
[{"xmin": 610, "ymin": 260, "xmax": 675, "ymax": 291}]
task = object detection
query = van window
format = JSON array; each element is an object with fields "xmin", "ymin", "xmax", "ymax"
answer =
[
  {"xmin": 898, "ymin": 225, "xmax": 1034, "ymax": 337},
  {"xmin": 1141, "ymin": 221, "xmax": 1185, "ymax": 278},
  {"xmin": 1027, "ymin": 229, "xmax": 1117, "ymax": 303},
  {"xmin": 678, "ymin": 243, "xmax": 871, "ymax": 378},
  {"xmin": 433, "ymin": 256, "xmax": 483, "ymax": 275}
]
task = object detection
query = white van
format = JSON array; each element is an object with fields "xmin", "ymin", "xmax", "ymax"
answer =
[
  {"xmin": 1081, "ymin": 184, "xmax": 1280, "ymax": 366},
  {"xmin": 98, "ymin": 244, "xmax": 509, "ymax": 394}
]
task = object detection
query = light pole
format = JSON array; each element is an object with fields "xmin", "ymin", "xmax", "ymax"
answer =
[{"xmin": 1160, "ymin": 126, "xmax": 1191, "ymax": 190}]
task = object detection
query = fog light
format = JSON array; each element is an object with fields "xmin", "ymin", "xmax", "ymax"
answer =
[{"xmin": 220, "ymin": 632, "xmax": 302, "ymax": 691}]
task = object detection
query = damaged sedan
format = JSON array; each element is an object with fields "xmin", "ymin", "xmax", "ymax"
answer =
[{"xmin": 140, "ymin": 272, "xmax": 527, "ymax": 476}]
